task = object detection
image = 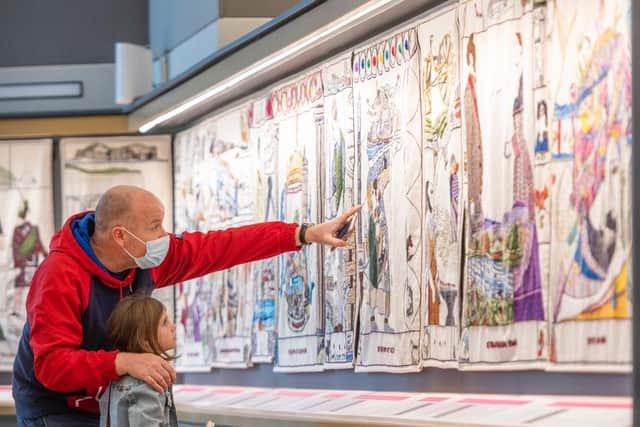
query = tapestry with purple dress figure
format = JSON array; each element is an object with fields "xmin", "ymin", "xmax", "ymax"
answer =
[{"xmin": 458, "ymin": 0, "xmax": 548, "ymax": 369}]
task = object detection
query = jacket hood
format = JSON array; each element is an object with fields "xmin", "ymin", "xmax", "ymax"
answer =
[{"xmin": 50, "ymin": 211, "xmax": 135, "ymax": 288}]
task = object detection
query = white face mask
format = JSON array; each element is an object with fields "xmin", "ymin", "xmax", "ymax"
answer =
[{"xmin": 120, "ymin": 227, "xmax": 169, "ymax": 269}]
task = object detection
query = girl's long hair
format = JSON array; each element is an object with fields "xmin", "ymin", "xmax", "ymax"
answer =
[{"xmin": 106, "ymin": 295, "xmax": 176, "ymax": 361}]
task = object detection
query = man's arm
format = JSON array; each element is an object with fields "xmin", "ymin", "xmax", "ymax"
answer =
[
  {"xmin": 152, "ymin": 206, "xmax": 361, "ymax": 287},
  {"xmin": 151, "ymin": 221, "xmax": 299, "ymax": 287}
]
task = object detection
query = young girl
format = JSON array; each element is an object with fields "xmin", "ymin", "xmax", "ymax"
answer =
[{"xmin": 100, "ymin": 295, "xmax": 178, "ymax": 427}]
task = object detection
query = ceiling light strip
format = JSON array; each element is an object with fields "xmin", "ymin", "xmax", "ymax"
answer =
[{"xmin": 139, "ymin": 0, "xmax": 398, "ymax": 133}]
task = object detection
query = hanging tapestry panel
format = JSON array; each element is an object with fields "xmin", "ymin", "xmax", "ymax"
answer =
[
  {"xmin": 273, "ymin": 71, "xmax": 325, "ymax": 372},
  {"xmin": 60, "ymin": 136, "xmax": 174, "ymax": 320},
  {"xmin": 458, "ymin": 0, "xmax": 548, "ymax": 369},
  {"xmin": 248, "ymin": 95, "xmax": 280, "ymax": 364},
  {"xmin": 418, "ymin": 3, "xmax": 463, "ymax": 369},
  {"xmin": 547, "ymin": 0, "xmax": 632, "ymax": 371},
  {"xmin": 0, "ymin": 139, "xmax": 54, "ymax": 371},
  {"xmin": 321, "ymin": 55, "xmax": 359, "ymax": 369},
  {"xmin": 353, "ymin": 25, "xmax": 423, "ymax": 373},
  {"xmin": 173, "ymin": 107, "xmax": 253, "ymax": 370},
  {"xmin": 210, "ymin": 264, "xmax": 254, "ymax": 368}
]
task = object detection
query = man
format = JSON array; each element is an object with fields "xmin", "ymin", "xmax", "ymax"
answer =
[{"xmin": 13, "ymin": 185, "xmax": 358, "ymax": 426}]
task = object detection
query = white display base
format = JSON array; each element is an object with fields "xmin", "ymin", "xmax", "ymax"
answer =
[
  {"xmin": 173, "ymin": 386, "xmax": 631, "ymax": 427},
  {"xmin": 0, "ymin": 383, "xmax": 629, "ymax": 426}
]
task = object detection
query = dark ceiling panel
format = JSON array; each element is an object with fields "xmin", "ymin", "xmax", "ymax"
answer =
[{"xmin": 0, "ymin": 0, "xmax": 148, "ymax": 67}]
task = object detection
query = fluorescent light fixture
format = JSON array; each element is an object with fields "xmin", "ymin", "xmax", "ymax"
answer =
[
  {"xmin": 0, "ymin": 81, "xmax": 82, "ymax": 100},
  {"xmin": 139, "ymin": 0, "xmax": 397, "ymax": 133}
]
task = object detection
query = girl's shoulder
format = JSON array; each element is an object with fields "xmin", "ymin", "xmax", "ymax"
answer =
[
  {"xmin": 108, "ymin": 375, "xmax": 169, "ymax": 407},
  {"xmin": 110, "ymin": 375, "xmax": 147, "ymax": 391},
  {"xmin": 102, "ymin": 378, "xmax": 177, "ymax": 426},
  {"xmin": 109, "ymin": 375, "xmax": 165, "ymax": 402},
  {"xmin": 113, "ymin": 376, "xmax": 171, "ymax": 401}
]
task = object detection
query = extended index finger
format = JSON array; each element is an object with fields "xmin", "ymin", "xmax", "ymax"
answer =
[{"xmin": 339, "ymin": 205, "xmax": 361, "ymax": 221}]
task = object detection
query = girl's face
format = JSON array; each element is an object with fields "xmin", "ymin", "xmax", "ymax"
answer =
[{"xmin": 157, "ymin": 309, "xmax": 176, "ymax": 351}]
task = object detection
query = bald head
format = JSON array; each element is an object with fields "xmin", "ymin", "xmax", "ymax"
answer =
[
  {"xmin": 95, "ymin": 186, "xmax": 162, "ymax": 233},
  {"xmin": 91, "ymin": 185, "xmax": 167, "ymax": 272}
]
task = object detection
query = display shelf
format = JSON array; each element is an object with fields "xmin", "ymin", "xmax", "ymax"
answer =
[
  {"xmin": 0, "ymin": 383, "xmax": 629, "ymax": 425},
  {"xmin": 173, "ymin": 385, "xmax": 632, "ymax": 427}
]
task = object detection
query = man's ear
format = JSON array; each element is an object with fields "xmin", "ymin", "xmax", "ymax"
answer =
[{"xmin": 111, "ymin": 227, "xmax": 125, "ymax": 247}]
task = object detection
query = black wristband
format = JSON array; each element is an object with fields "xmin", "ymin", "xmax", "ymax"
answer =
[{"xmin": 299, "ymin": 223, "xmax": 313, "ymax": 245}]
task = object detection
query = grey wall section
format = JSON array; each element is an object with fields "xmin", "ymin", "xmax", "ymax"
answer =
[
  {"xmin": 148, "ymin": 0, "xmax": 305, "ymax": 63},
  {"xmin": 149, "ymin": 0, "xmax": 220, "ymax": 59},
  {"xmin": 0, "ymin": 0, "xmax": 148, "ymax": 67},
  {"xmin": 181, "ymin": 365, "xmax": 631, "ymax": 397},
  {"xmin": 0, "ymin": 64, "xmax": 118, "ymax": 115}
]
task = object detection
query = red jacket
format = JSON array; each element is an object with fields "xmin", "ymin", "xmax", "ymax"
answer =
[{"xmin": 12, "ymin": 211, "xmax": 299, "ymax": 417}]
